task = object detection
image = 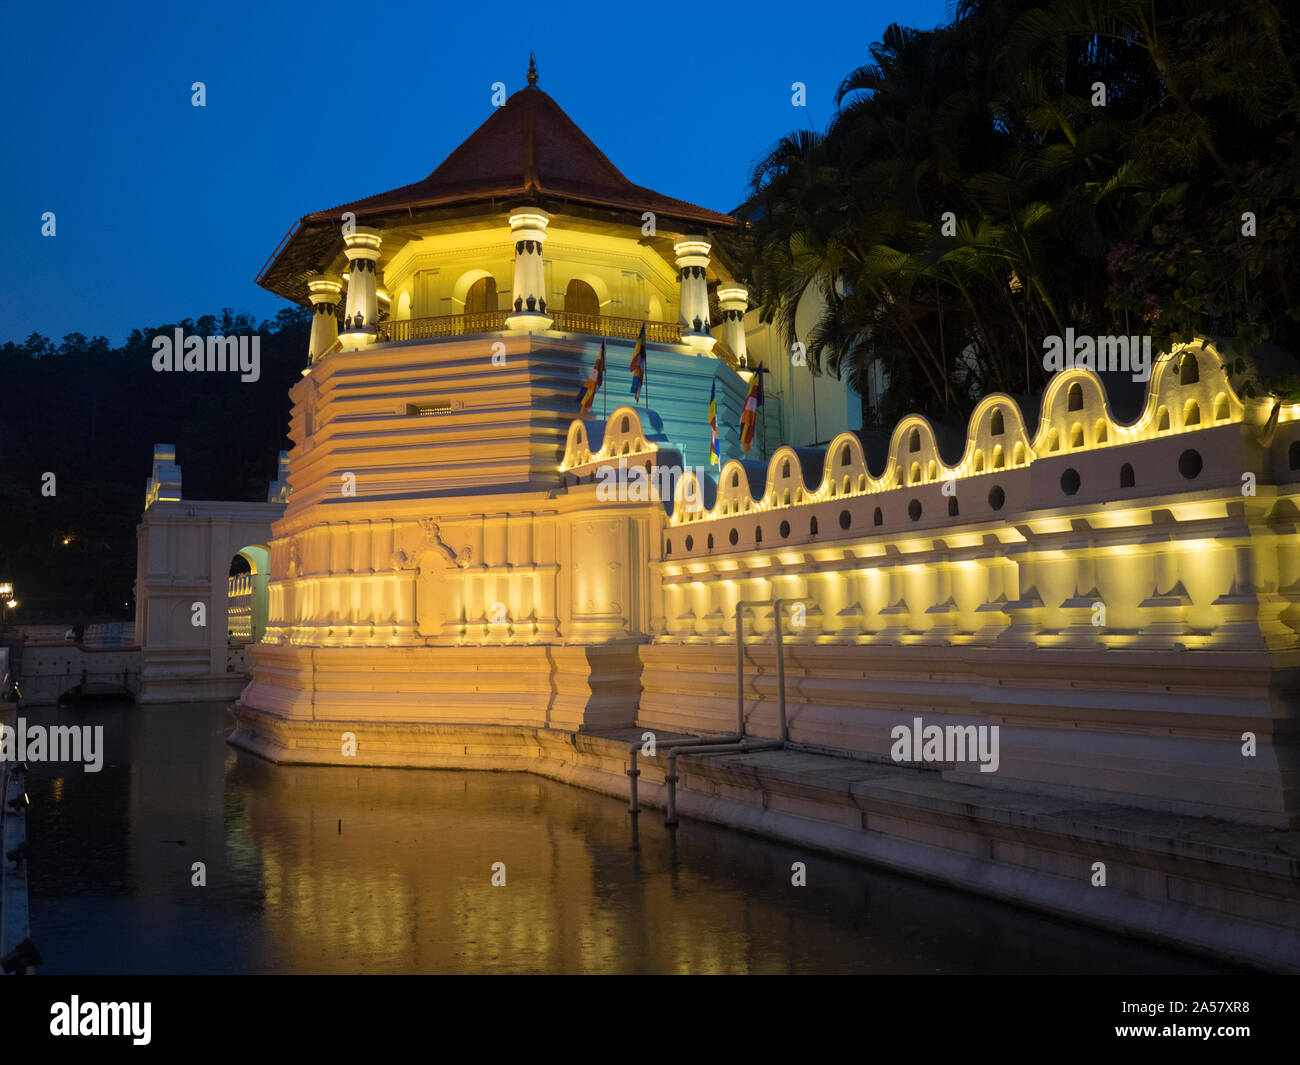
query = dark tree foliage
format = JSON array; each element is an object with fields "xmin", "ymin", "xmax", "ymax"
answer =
[
  {"xmin": 727, "ymin": 0, "xmax": 1300, "ymax": 426},
  {"xmin": 0, "ymin": 308, "xmax": 309, "ymax": 622}
]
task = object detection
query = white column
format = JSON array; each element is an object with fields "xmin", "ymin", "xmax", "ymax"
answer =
[
  {"xmin": 717, "ymin": 285, "xmax": 749, "ymax": 366},
  {"xmin": 306, "ymin": 276, "xmax": 342, "ymax": 366},
  {"xmin": 507, "ymin": 210, "xmax": 553, "ymax": 329},
  {"xmin": 675, "ymin": 238, "xmax": 715, "ymax": 355},
  {"xmin": 340, "ymin": 226, "xmax": 382, "ymax": 347}
]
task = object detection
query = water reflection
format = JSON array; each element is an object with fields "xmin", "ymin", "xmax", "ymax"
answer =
[{"xmin": 23, "ymin": 701, "xmax": 1234, "ymax": 974}]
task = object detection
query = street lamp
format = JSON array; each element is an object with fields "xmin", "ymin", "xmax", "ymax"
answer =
[{"xmin": 0, "ymin": 581, "xmax": 17, "ymax": 631}]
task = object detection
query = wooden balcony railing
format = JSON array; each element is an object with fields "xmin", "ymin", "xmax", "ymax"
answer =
[
  {"xmin": 549, "ymin": 311, "xmax": 684, "ymax": 344},
  {"xmin": 710, "ymin": 339, "xmax": 740, "ymax": 370},
  {"xmin": 377, "ymin": 311, "xmax": 510, "ymax": 342},
  {"xmin": 376, "ymin": 310, "xmax": 693, "ymax": 347}
]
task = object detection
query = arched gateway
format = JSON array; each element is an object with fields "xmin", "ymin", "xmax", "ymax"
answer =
[{"xmin": 134, "ymin": 445, "xmax": 287, "ymax": 703}]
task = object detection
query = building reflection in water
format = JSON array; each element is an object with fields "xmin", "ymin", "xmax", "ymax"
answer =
[{"xmin": 26, "ymin": 702, "xmax": 1233, "ymax": 974}]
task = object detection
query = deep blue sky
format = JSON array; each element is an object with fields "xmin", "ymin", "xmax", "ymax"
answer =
[{"xmin": 2, "ymin": 0, "xmax": 947, "ymax": 346}]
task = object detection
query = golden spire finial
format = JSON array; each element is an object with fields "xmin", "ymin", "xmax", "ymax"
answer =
[{"xmin": 527, "ymin": 51, "xmax": 538, "ymax": 87}]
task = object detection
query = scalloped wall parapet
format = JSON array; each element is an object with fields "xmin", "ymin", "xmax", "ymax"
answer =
[
  {"xmin": 561, "ymin": 404, "xmax": 662, "ymax": 471},
  {"xmin": 617, "ymin": 339, "xmax": 1294, "ymax": 534}
]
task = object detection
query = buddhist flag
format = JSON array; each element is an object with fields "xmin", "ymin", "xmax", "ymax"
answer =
[
  {"xmin": 708, "ymin": 377, "xmax": 719, "ymax": 465},
  {"xmin": 576, "ymin": 341, "xmax": 605, "ymax": 414},
  {"xmin": 629, "ymin": 323, "xmax": 647, "ymax": 399},
  {"xmin": 739, "ymin": 365, "xmax": 764, "ymax": 452}
]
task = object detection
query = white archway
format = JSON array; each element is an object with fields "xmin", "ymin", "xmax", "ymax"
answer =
[{"xmin": 134, "ymin": 449, "xmax": 285, "ymax": 703}]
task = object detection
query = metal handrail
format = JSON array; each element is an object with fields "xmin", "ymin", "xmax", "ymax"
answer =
[{"xmin": 736, "ymin": 597, "xmax": 812, "ymax": 742}]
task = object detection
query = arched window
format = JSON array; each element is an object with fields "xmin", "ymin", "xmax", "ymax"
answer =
[
  {"xmin": 465, "ymin": 276, "xmax": 497, "ymax": 314},
  {"xmin": 565, "ymin": 279, "xmax": 600, "ymax": 317}
]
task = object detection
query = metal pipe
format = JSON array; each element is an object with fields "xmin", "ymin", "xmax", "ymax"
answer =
[
  {"xmin": 664, "ymin": 739, "xmax": 784, "ymax": 826},
  {"xmin": 773, "ymin": 598, "xmax": 789, "ymax": 742},
  {"xmin": 665, "ymin": 750, "xmax": 678, "ymax": 825},
  {"xmin": 629, "ymin": 734, "xmax": 743, "ymax": 819},
  {"xmin": 655, "ymin": 734, "xmax": 742, "ymax": 750},
  {"xmin": 736, "ymin": 600, "xmax": 746, "ymax": 736},
  {"xmin": 627, "ymin": 747, "xmax": 639, "ymax": 814},
  {"xmin": 672, "ymin": 741, "xmax": 785, "ymax": 756}
]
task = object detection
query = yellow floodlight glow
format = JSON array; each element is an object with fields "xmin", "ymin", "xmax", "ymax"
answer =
[
  {"xmin": 509, "ymin": 212, "xmax": 550, "ymax": 230},
  {"xmin": 673, "ymin": 239, "xmax": 711, "ymax": 258}
]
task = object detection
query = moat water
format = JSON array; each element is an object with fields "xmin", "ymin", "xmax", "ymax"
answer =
[{"xmin": 23, "ymin": 701, "xmax": 1236, "ymax": 974}]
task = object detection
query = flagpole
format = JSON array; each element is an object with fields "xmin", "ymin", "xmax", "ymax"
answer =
[
  {"xmin": 602, "ymin": 337, "xmax": 607, "ymax": 422},
  {"xmin": 810, "ymin": 358, "xmax": 820, "ymax": 447}
]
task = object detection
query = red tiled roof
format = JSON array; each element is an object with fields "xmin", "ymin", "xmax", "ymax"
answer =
[
  {"xmin": 259, "ymin": 85, "xmax": 736, "ymax": 303},
  {"xmin": 306, "ymin": 86, "xmax": 735, "ymax": 227}
]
